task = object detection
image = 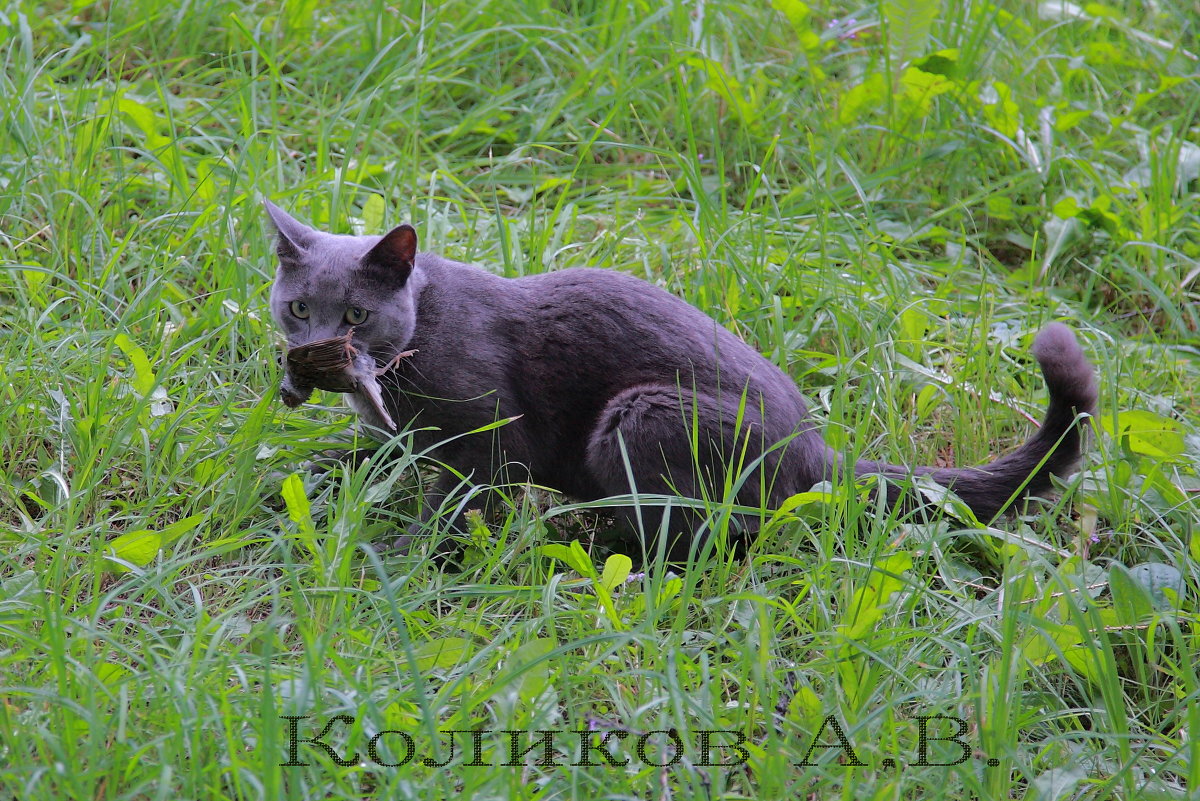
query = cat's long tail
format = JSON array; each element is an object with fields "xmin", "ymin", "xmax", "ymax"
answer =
[{"xmin": 852, "ymin": 323, "xmax": 1098, "ymax": 521}]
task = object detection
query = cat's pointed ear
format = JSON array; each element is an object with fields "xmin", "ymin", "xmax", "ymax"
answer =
[
  {"xmin": 362, "ymin": 224, "xmax": 417, "ymax": 284},
  {"xmin": 263, "ymin": 198, "xmax": 314, "ymax": 263}
]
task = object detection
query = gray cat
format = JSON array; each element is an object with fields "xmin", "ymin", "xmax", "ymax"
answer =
[{"xmin": 265, "ymin": 200, "xmax": 1098, "ymax": 559}]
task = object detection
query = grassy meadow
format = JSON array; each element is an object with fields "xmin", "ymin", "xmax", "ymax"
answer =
[{"xmin": 2, "ymin": 0, "xmax": 1199, "ymax": 797}]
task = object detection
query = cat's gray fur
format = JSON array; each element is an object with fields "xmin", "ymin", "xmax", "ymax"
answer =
[{"xmin": 266, "ymin": 200, "xmax": 1098, "ymax": 558}]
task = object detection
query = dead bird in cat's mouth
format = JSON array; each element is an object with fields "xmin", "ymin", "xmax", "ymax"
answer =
[{"xmin": 279, "ymin": 329, "xmax": 413, "ymax": 432}]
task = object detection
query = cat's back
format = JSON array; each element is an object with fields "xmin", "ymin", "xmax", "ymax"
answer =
[
  {"xmin": 510, "ymin": 267, "xmax": 790, "ymax": 394},
  {"xmin": 415, "ymin": 258, "xmax": 719, "ymax": 340},
  {"xmin": 516, "ymin": 266, "xmax": 722, "ymax": 333},
  {"xmin": 412, "ymin": 257, "xmax": 790, "ymax": 393}
]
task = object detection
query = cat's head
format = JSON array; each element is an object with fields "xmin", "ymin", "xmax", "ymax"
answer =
[{"xmin": 264, "ymin": 199, "xmax": 420, "ymax": 359}]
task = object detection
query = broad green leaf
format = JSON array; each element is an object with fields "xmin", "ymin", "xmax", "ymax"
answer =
[
  {"xmin": 684, "ymin": 55, "xmax": 758, "ymax": 129},
  {"xmin": 1127, "ymin": 562, "xmax": 1184, "ymax": 610},
  {"xmin": 383, "ymin": 700, "xmax": 421, "ymax": 730},
  {"xmin": 535, "ymin": 176, "xmax": 570, "ymax": 195},
  {"xmin": 770, "ymin": 0, "xmax": 821, "ymax": 49},
  {"xmin": 1083, "ymin": 41, "xmax": 1144, "ymax": 70},
  {"xmin": 771, "ymin": 0, "xmax": 809, "ymax": 30},
  {"xmin": 598, "ymin": 554, "xmax": 633, "ymax": 593},
  {"xmin": 986, "ymin": 195, "xmax": 1015, "ymax": 220},
  {"xmin": 160, "ymin": 514, "xmax": 204, "ymax": 541},
  {"xmin": 96, "ymin": 663, "xmax": 132, "ymax": 687},
  {"xmin": 884, "ymin": 0, "xmax": 939, "ymax": 74},
  {"xmin": 842, "ymin": 552, "xmax": 913, "ymax": 639},
  {"xmin": 540, "ymin": 543, "xmax": 574, "ymax": 566},
  {"xmin": 362, "ymin": 193, "xmax": 386, "ymax": 232},
  {"xmin": 280, "ymin": 473, "xmax": 315, "ymax": 536},
  {"xmin": 1083, "ymin": 2, "xmax": 1121, "ymax": 18},
  {"xmin": 192, "ymin": 458, "xmax": 217, "ymax": 486},
  {"xmin": 283, "ymin": 0, "xmax": 321, "ymax": 30},
  {"xmin": 116, "ymin": 97, "xmax": 159, "ymax": 140},
  {"xmin": 195, "ymin": 158, "xmax": 221, "ymax": 203},
  {"xmin": 505, "ymin": 637, "xmax": 556, "ymax": 703},
  {"xmin": 839, "ymin": 73, "xmax": 887, "ymax": 125},
  {"xmin": 915, "ymin": 383, "xmax": 941, "ymax": 420},
  {"xmin": 1101, "ymin": 409, "xmax": 1186, "ymax": 460},
  {"xmin": 786, "ymin": 683, "xmax": 824, "ymax": 731},
  {"xmin": 656, "ymin": 577, "xmax": 683, "ymax": 605},
  {"xmin": 1071, "ymin": 194, "xmax": 1123, "ymax": 234},
  {"xmin": 1031, "ymin": 766, "xmax": 1089, "ymax": 800},
  {"xmin": 116, "ymin": 95, "xmax": 173, "ymax": 188},
  {"xmin": 411, "ymin": 637, "xmax": 474, "ymax": 672},
  {"xmin": 21, "ymin": 266, "xmax": 50, "ymax": 296},
  {"xmin": 775, "ymin": 489, "xmax": 837, "ymax": 518},
  {"xmin": 106, "ymin": 529, "xmax": 165, "ymax": 570},
  {"xmin": 541, "ymin": 540, "xmax": 596, "ymax": 579},
  {"xmin": 897, "ymin": 306, "xmax": 929, "ymax": 357},
  {"xmin": 1144, "ymin": 464, "xmax": 1187, "ymax": 507},
  {"xmin": 104, "ymin": 514, "xmax": 201, "ymax": 572},
  {"xmin": 1134, "ymin": 75, "xmax": 1191, "ymax": 111},
  {"xmin": 980, "ymin": 81, "xmax": 1020, "ymax": 137},
  {"xmin": 1052, "ymin": 196, "xmax": 1081, "ymax": 219},
  {"xmin": 1109, "ymin": 562, "xmax": 1153, "ymax": 624},
  {"xmin": 566, "ymin": 539, "xmax": 594, "ymax": 577},
  {"xmin": 1053, "ymin": 109, "xmax": 1092, "ymax": 132},
  {"xmin": 114, "ymin": 333, "xmax": 156, "ymax": 396},
  {"xmin": 912, "ymin": 48, "xmax": 960, "ymax": 78},
  {"xmin": 544, "ymin": 542, "xmax": 626, "ymax": 626},
  {"xmin": 1019, "ymin": 621, "xmax": 1104, "ymax": 682},
  {"xmin": 900, "ymin": 66, "xmax": 955, "ymax": 114},
  {"xmin": 767, "ymin": 486, "xmax": 843, "ymax": 530}
]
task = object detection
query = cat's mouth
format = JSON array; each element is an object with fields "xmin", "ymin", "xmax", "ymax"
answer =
[
  {"xmin": 278, "ymin": 332, "xmax": 414, "ymax": 422},
  {"xmin": 280, "ymin": 330, "xmax": 361, "ymax": 407}
]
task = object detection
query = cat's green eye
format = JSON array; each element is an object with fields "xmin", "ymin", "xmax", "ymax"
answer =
[
  {"xmin": 290, "ymin": 300, "xmax": 309, "ymax": 319},
  {"xmin": 345, "ymin": 307, "xmax": 369, "ymax": 325}
]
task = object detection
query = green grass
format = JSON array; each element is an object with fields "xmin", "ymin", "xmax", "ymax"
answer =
[{"xmin": 2, "ymin": 0, "xmax": 1198, "ymax": 798}]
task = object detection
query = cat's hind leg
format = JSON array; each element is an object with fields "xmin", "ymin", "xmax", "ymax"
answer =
[
  {"xmin": 583, "ymin": 384, "xmax": 772, "ymax": 561},
  {"xmin": 389, "ymin": 454, "xmax": 531, "ymax": 566}
]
